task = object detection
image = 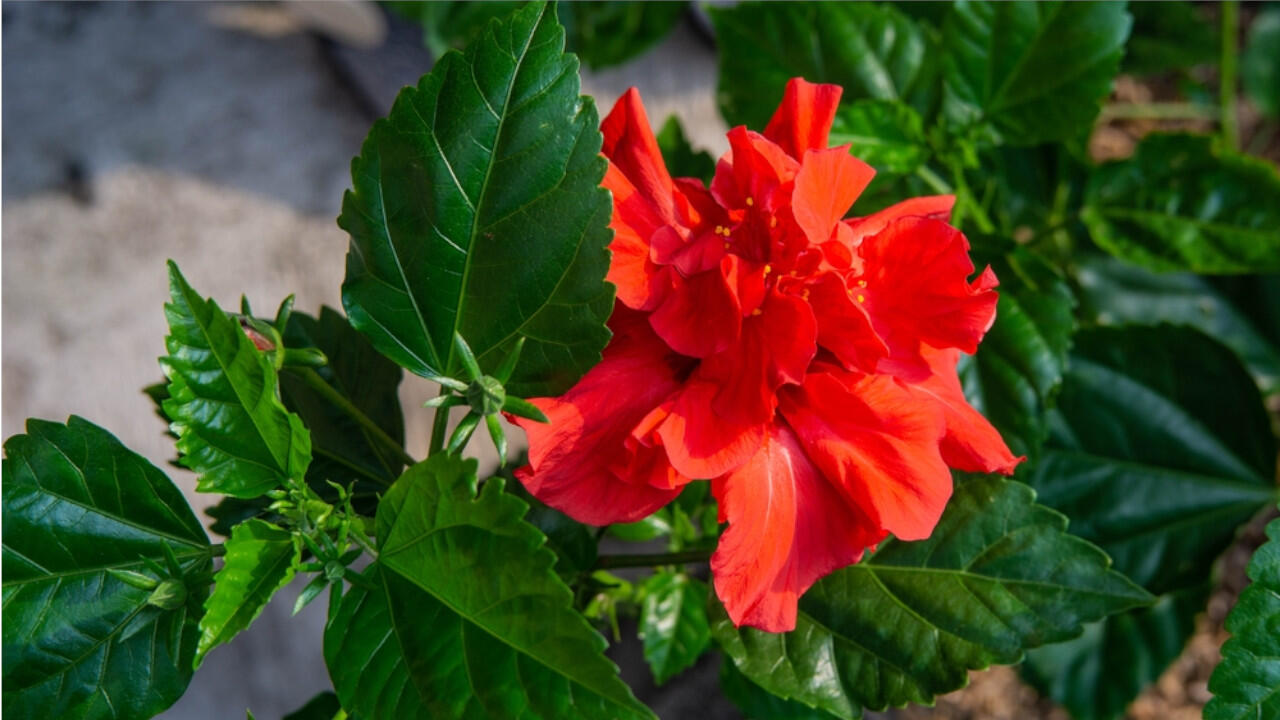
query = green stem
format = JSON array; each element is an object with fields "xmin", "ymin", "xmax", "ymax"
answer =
[
  {"xmin": 291, "ymin": 368, "xmax": 417, "ymax": 469},
  {"xmin": 917, "ymin": 164, "xmax": 995, "ymax": 235},
  {"xmin": 429, "ymin": 387, "xmax": 451, "ymax": 456},
  {"xmin": 1099, "ymin": 102, "xmax": 1220, "ymax": 121},
  {"xmin": 595, "ymin": 549, "xmax": 712, "ymax": 570},
  {"xmin": 1221, "ymin": 0, "xmax": 1240, "ymax": 150},
  {"xmin": 914, "ymin": 164, "xmax": 952, "ymax": 195}
]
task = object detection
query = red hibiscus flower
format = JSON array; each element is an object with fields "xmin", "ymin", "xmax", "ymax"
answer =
[{"xmin": 513, "ymin": 78, "xmax": 1021, "ymax": 632}]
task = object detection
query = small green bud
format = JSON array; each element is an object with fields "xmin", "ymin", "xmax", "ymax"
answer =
[
  {"xmin": 147, "ymin": 578, "xmax": 188, "ymax": 610},
  {"xmin": 465, "ymin": 375, "xmax": 506, "ymax": 416},
  {"xmin": 107, "ymin": 568, "xmax": 160, "ymax": 591}
]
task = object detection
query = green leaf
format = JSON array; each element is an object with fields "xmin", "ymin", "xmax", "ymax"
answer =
[
  {"xmin": 387, "ymin": 2, "xmax": 523, "ymax": 58},
  {"xmin": 940, "ymin": 1, "xmax": 1131, "ymax": 146},
  {"xmin": 279, "ymin": 307, "xmax": 405, "ymax": 487},
  {"xmin": 712, "ymin": 475, "xmax": 1151, "ymax": 718},
  {"xmin": 828, "ymin": 100, "xmax": 928, "ymax": 175},
  {"xmin": 1022, "ymin": 583, "xmax": 1211, "ymax": 720},
  {"xmin": 1123, "ymin": 0, "xmax": 1217, "ymax": 75},
  {"xmin": 1027, "ymin": 325, "xmax": 1277, "ymax": 595},
  {"xmin": 340, "ymin": 1, "xmax": 614, "ymax": 398},
  {"xmin": 1081, "ymin": 133, "xmax": 1280, "ymax": 273},
  {"xmin": 1206, "ymin": 514, "xmax": 1280, "ymax": 720},
  {"xmin": 2, "ymin": 416, "xmax": 211, "ymax": 720},
  {"xmin": 958, "ymin": 243, "xmax": 1075, "ymax": 462},
  {"xmin": 282, "ymin": 691, "xmax": 343, "ymax": 720},
  {"xmin": 325, "ymin": 454, "xmax": 654, "ymax": 720},
  {"xmin": 1243, "ymin": 9, "xmax": 1280, "ymax": 118},
  {"xmin": 656, "ymin": 115, "xmax": 714, "ymax": 185},
  {"xmin": 161, "ymin": 261, "xmax": 312, "ymax": 498},
  {"xmin": 506, "ymin": 477, "xmax": 598, "ymax": 574},
  {"xmin": 195, "ymin": 519, "xmax": 298, "ymax": 666},
  {"xmin": 711, "ymin": 2, "xmax": 934, "ymax": 129},
  {"xmin": 720, "ymin": 656, "xmax": 843, "ymax": 720},
  {"xmin": 560, "ymin": 1, "xmax": 688, "ymax": 69},
  {"xmin": 610, "ymin": 510, "xmax": 673, "ymax": 543},
  {"xmin": 1076, "ymin": 256, "xmax": 1280, "ymax": 395},
  {"xmin": 638, "ymin": 572, "xmax": 711, "ymax": 685}
]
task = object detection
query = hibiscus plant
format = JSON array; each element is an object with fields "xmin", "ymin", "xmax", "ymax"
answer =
[{"xmin": 4, "ymin": 2, "xmax": 1279, "ymax": 719}]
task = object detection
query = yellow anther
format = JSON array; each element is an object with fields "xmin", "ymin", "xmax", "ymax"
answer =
[
  {"xmin": 715, "ymin": 225, "xmax": 724, "ymax": 236},
  {"xmin": 770, "ymin": 216, "xmax": 778, "ymax": 228},
  {"xmin": 857, "ymin": 294, "xmax": 866, "ymax": 303},
  {"xmin": 751, "ymin": 308, "xmax": 763, "ymax": 316},
  {"xmin": 801, "ymin": 289, "xmax": 810, "ymax": 300},
  {"xmin": 746, "ymin": 197, "xmax": 755, "ymax": 207},
  {"xmin": 857, "ymin": 279, "xmax": 867, "ymax": 288},
  {"xmin": 763, "ymin": 264, "xmax": 773, "ymax": 274},
  {"xmin": 723, "ymin": 242, "xmax": 730, "ymax": 250}
]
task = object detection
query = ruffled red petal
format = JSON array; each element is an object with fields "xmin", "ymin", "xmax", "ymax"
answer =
[
  {"xmin": 711, "ymin": 420, "xmax": 883, "ymax": 631},
  {"xmin": 514, "ymin": 307, "xmax": 689, "ymax": 525},
  {"xmin": 806, "ymin": 272, "xmax": 888, "ymax": 372},
  {"xmin": 792, "ymin": 146, "xmax": 875, "ymax": 247},
  {"xmin": 844, "ymin": 195, "xmax": 956, "ymax": 246},
  {"xmin": 762, "ymin": 78, "xmax": 844, "ymax": 159},
  {"xmin": 645, "ymin": 380, "xmax": 766, "ymax": 480},
  {"xmin": 857, "ymin": 217, "xmax": 999, "ymax": 380},
  {"xmin": 648, "ymin": 263, "xmax": 741, "ymax": 358},
  {"xmin": 909, "ymin": 347, "xmax": 1023, "ymax": 475},
  {"xmin": 602, "ymin": 87, "xmax": 675, "ymax": 223},
  {"xmin": 780, "ymin": 366, "xmax": 951, "ymax": 541}
]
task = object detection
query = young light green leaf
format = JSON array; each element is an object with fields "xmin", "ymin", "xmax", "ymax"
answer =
[
  {"xmin": 2, "ymin": 416, "xmax": 211, "ymax": 720},
  {"xmin": 712, "ymin": 475, "xmax": 1151, "ymax": 718},
  {"xmin": 195, "ymin": 519, "xmax": 298, "ymax": 667},
  {"xmin": 639, "ymin": 572, "xmax": 711, "ymax": 685},
  {"xmin": 279, "ymin": 307, "xmax": 406, "ymax": 487},
  {"xmin": 161, "ymin": 261, "xmax": 311, "ymax": 498},
  {"xmin": 941, "ymin": 1, "xmax": 1131, "ymax": 146},
  {"xmin": 1205, "ymin": 514, "xmax": 1280, "ymax": 720},
  {"xmin": 711, "ymin": 2, "xmax": 934, "ymax": 129},
  {"xmin": 828, "ymin": 100, "xmax": 929, "ymax": 175},
  {"xmin": 340, "ymin": 1, "xmax": 614, "ymax": 398},
  {"xmin": 958, "ymin": 242, "xmax": 1075, "ymax": 463},
  {"xmin": 1081, "ymin": 133, "xmax": 1280, "ymax": 273},
  {"xmin": 325, "ymin": 454, "xmax": 654, "ymax": 720},
  {"xmin": 1023, "ymin": 584, "xmax": 1209, "ymax": 720},
  {"xmin": 1076, "ymin": 256, "xmax": 1280, "ymax": 395}
]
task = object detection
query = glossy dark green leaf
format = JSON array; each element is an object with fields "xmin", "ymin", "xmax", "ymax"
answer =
[
  {"xmin": 711, "ymin": 2, "xmax": 933, "ymax": 129},
  {"xmin": 325, "ymin": 454, "xmax": 654, "ymax": 720},
  {"xmin": 656, "ymin": 115, "xmax": 714, "ymax": 185},
  {"xmin": 712, "ymin": 475, "xmax": 1151, "ymax": 718},
  {"xmin": 1205, "ymin": 514, "xmax": 1280, "ymax": 720},
  {"xmin": 161, "ymin": 262, "xmax": 312, "ymax": 498},
  {"xmin": 1123, "ymin": 0, "xmax": 1216, "ymax": 75},
  {"xmin": 340, "ymin": 1, "xmax": 614, "ymax": 397},
  {"xmin": 958, "ymin": 243, "xmax": 1075, "ymax": 462},
  {"xmin": 638, "ymin": 572, "xmax": 711, "ymax": 685},
  {"xmin": 195, "ymin": 519, "xmax": 298, "ymax": 666},
  {"xmin": 941, "ymin": 1, "xmax": 1131, "ymax": 146},
  {"xmin": 1076, "ymin": 256, "xmax": 1280, "ymax": 395},
  {"xmin": 1081, "ymin": 133, "xmax": 1280, "ymax": 273},
  {"xmin": 720, "ymin": 656, "xmax": 843, "ymax": 720},
  {"xmin": 1243, "ymin": 9, "xmax": 1280, "ymax": 118},
  {"xmin": 561, "ymin": 1, "xmax": 687, "ymax": 69},
  {"xmin": 282, "ymin": 691, "xmax": 343, "ymax": 720},
  {"xmin": 978, "ymin": 143, "xmax": 1088, "ymax": 238},
  {"xmin": 280, "ymin": 307, "xmax": 405, "ymax": 487},
  {"xmin": 828, "ymin": 100, "xmax": 928, "ymax": 175},
  {"xmin": 1022, "ymin": 584, "xmax": 1211, "ymax": 720},
  {"xmin": 1027, "ymin": 325, "xmax": 1277, "ymax": 596},
  {"xmin": 2, "ymin": 416, "xmax": 211, "ymax": 720},
  {"xmin": 506, "ymin": 478, "xmax": 598, "ymax": 574}
]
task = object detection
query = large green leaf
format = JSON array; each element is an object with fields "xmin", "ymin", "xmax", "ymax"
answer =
[
  {"xmin": 940, "ymin": 1, "xmax": 1131, "ymax": 146},
  {"xmin": 1027, "ymin": 325, "xmax": 1277, "ymax": 596},
  {"xmin": 711, "ymin": 2, "xmax": 934, "ymax": 129},
  {"xmin": 1243, "ymin": 9, "xmax": 1280, "ymax": 119},
  {"xmin": 560, "ymin": 1, "xmax": 687, "ymax": 69},
  {"xmin": 712, "ymin": 475, "xmax": 1151, "ymax": 718},
  {"xmin": 959, "ymin": 243, "xmax": 1075, "ymax": 463},
  {"xmin": 161, "ymin": 262, "xmax": 311, "ymax": 498},
  {"xmin": 1022, "ymin": 584, "xmax": 1211, "ymax": 720},
  {"xmin": 195, "ymin": 519, "xmax": 298, "ymax": 666},
  {"xmin": 1076, "ymin": 256, "xmax": 1280, "ymax": 395},
  {"xmin": 325, "ymin": 454, "xmax": 654, "ymax": 720},
  {"xmin": 720, "ymin": 656, "xmax": 841, "ymax": 720},
  {"xmin": 1206, "ymin": 514, "xmax": 1280, "ymax": 720},
  {"xmin": 828, "ymin": 100, "xmax": 929, "ymax": 175},
  {"xmin": 2, "ymin": 416, "xmax": 211, "ymax": 719},
  {"xmin": 280, "ymin": 307, "xmax": 405, "ymax": 487},
  {"xmin": 638, "ymin": 571, "xmax": 711, "ymax": 685},
  {"xmin": 1081, "ymin": 133, "xmax": 1280, "ymax": 273},
  {"xmin": 1023, "ymin": 325, "xmax": 1277, "ymax": 718},
  {"xmin": 340, "ymin": 1, "xmax": 614, "ymax": 397}
]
